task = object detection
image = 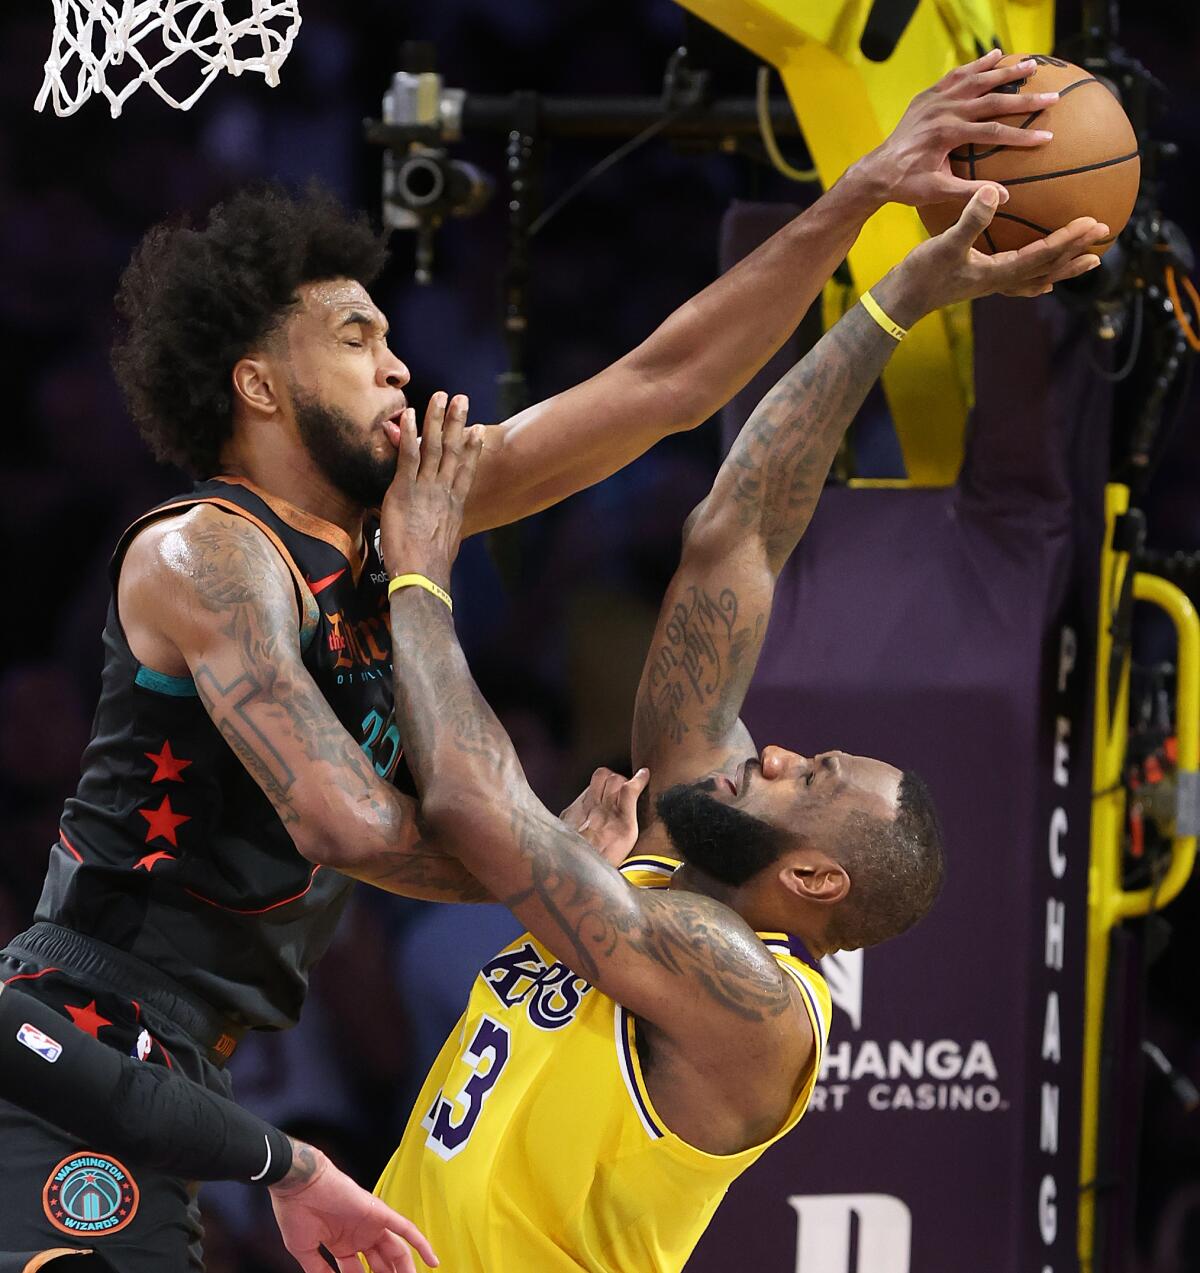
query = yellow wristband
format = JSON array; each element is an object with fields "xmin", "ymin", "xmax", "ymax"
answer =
[
  {"xmin": 860, "ymin": 290, "xmax": 908, "ymax": 342},
  {"xmin": 387, "ymin": 573, "xmax": 453, "ymax": 612}
]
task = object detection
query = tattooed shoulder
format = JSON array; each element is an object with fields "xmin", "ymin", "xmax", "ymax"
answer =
[
  {"xmin": 127, "ymin": 505, "xmax": 296, "ymax": 620},
  {"xmin": 635, "ymin": 889, "xmax": 795, "ymax": 1024},
  {"xmin": 177, "ymin": 506, "xmax": 296, "ymax": 614}
]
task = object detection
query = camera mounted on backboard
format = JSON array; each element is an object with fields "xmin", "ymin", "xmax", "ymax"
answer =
[{"xmin": 380, "ymin": 42, "xmax": 493, "ymax": 284}]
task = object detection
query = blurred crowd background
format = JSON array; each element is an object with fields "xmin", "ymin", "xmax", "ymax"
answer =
[{"xmin": 1, "ymin": 0, "xmax": 1199, "ymax": 1268}]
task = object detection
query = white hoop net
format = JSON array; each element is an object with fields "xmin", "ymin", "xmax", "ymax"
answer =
[{"xmin": 36, "ymin": 0, "xmax": 302, "ymax": 118}]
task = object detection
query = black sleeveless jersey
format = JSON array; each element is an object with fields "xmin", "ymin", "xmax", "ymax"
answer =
[{"xmin": 37, "ymin": 477, "xmax": 410, "ymax": 1031}]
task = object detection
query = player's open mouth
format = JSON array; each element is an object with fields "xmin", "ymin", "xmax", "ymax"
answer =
[
  {"xmin": 382, "ymin": 397, "xmax": 408, "ymax": 426},
  {"xmin": 736, "ymin": 760, "xmax": 754, "ymax": 796}
]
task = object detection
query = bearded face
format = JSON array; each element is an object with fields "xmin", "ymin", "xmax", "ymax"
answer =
[
  {"xmin": 655, "ymin": 779, "xmax": 790, "ymax": 887},
  {"xmin": 292, "ymin": 386, "xmax": 396, "ymax": 508}
]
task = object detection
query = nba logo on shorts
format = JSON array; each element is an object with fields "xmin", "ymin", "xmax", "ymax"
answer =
[
  {"xmin": 133, "ymin": 1028, "xmax": 152, "ymax": 1061},
  {"xmin": 788, "ymin": 1194, "xmax": 911, "ymax": 1273},
  {"xmin": 16, "ymin": 1023, "xmax": 63, "ymax": 1063}
]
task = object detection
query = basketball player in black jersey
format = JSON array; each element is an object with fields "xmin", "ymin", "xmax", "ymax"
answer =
[{"xmin": 0, "ymin": 51, "xmax": 1077, "ymax": 1271}]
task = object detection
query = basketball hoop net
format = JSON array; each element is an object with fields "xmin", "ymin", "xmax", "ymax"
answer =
[{"xmin": 36, "ymin": 0, "xmax": 302, "ymax": 118}]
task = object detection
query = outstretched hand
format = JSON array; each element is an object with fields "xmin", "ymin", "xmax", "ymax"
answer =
[
  {"xmin": 897, "ymin": 186, "xmax": 1107, "ymax": 314},
  {"xmin": 268, "ymin": 1142, "xmax": 437, "ymax": 1273},
  {"xmin": 863, "ymin": 49, "xmax": 1059, "ymax": 207},
  {"xmin": 561, "ymin": 766, "xmax": 650, "ymax": 867},
  {"xmin": 381, "ymin": 392, "xmax": 485, "ymax": 589}
]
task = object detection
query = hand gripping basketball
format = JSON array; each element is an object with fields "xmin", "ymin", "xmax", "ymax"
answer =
[
  {"xmin": 917, "ymin": 54, "xmax": 1141, "ymax": 256},
  {"xmin": 863, "ymin": 49, "xmax": 1060, "ymax": 207},
  {"xmin": 904, "ymin": 187, "xmax": 1108, "ymax": 308},
  {"xmin": 381, "ymin": 393, "xmax": 485, "ymax": 590}
]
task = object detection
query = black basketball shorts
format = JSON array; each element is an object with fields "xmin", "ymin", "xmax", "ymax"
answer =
[{"xmin": 0, "ymin": 940, "xmax": 237, "ymax": 1273}]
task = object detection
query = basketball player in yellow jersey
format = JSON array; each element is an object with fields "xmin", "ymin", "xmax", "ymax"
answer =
[{"xmin": 371, "ymin": 188, "xmax": 1109, "ymax": 1271}]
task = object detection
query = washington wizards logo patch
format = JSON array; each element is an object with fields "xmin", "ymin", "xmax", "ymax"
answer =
[{"xmin": 43, "ymin": 1152, "xmax": 139, "ymax": 1236}]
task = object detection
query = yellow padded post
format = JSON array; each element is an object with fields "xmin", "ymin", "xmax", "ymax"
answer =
[{"xmin": 673, "ymin": 0, "xmax": 1055, "ymax": 484}]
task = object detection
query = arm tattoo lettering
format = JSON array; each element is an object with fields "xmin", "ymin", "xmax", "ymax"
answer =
[
  {"xmin": 635, "ymin": 590, "xmax": 763, "ymax": 789},
  {"xmin": 645, "ymin": 586, "xmax": 737, "ymax": 744},
  {"xmin": 633, "ymin": 305, "xmax": 898, "ymax": 773},
  {"xmin": 643, "ymin": 585, "xmax": 763, "ymax": 749}
]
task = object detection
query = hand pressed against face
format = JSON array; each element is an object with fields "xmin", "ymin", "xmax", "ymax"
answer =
[{"xmin": 246, "ymin": 278, "xmax": 412, "ymax": 506}]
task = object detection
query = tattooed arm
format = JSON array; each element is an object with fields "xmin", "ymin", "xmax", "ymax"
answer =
[
  {"xmin": 377, "ymin": 399, "xmax": 803, "ymax": 1054},
  {"xmin": 388, "ymin": 584, "xmax": 798, "ymax": 1040},
  {"xmin": 627, "ymin": 304, "xmax": 902, "ymax": 815},
  {"xmin": 119, "ymin": 505, "xmax": 490, "ymax": 903},
  {"xmin": 631, "ymin": 192, "xmax": 1109, "ymax": 816}
]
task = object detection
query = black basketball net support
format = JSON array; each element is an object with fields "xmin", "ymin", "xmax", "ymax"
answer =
[{"xmin": 364, "ymin": 45, "xmax": 808, "ymax": 419}]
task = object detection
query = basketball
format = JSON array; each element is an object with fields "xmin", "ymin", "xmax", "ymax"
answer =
[{"xmin": 918, "ymin": 53, "xmax": 1140, "ymax": 254}]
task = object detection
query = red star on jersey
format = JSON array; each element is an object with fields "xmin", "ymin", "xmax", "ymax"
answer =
[
  {"xmin": 139, "ymin": 795, "xmax": 190, "ymax": 847},
  {"xmin": 135, "ymin": 850, "xmax": 175, "ymax": 872},
  {"xmin": 144, "ymin": 740, "xmax": 191, "ymax": 783},
  {"xmin": 65, "ymin": 999, "xmax": 112, "ymax": 1039}
]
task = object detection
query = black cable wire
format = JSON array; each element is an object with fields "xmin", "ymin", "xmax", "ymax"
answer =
[
  {"xmin": 1089, "ymin": 289, "xmax": 1145, "ymax": 383},
  {"xmin": 1138, "ymin": 341, "xmax": 1196, "ymax": 493},
  {"xmin": 527, "ymin": 104, "xmax": 694, "ymax": 238}
]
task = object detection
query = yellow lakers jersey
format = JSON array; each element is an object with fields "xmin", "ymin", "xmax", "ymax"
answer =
[{"xmin": 373, "ymin": 854, "xmax": 833, "ymax": 1273}]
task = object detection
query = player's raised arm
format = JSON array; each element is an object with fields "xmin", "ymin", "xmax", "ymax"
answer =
[
  {"xmin": 379, "ymin": 397, "xmax": 803, "ymax": 1048},
  {"xmin": 631, "ymin": 192, "xmax": 1111, "ymax": 810},
  {"xmin": 459, "ymin": 50, "xmax": 1081, "ymax": 536},
  {"xmin": 119, "ymin": 505, "xmax": 489, "ymax": 904}
]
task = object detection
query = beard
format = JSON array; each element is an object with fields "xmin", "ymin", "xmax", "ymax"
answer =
[
  {"xmin": 655, "ymin": 781, "xmax": 788, "ymax": 887},
  {"xmin": 293, "ymin": 388, "xmax": 394, "ymax": 508}
]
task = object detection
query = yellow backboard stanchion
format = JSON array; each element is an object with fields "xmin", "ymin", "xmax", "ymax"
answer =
[
  {"xmin": 673, "ymin": 0, "xmax": 1056, "ymax": 484},
  {"xmin": 1080, "ymin": 484, "xmax": 1200, "ymax": 1271}
]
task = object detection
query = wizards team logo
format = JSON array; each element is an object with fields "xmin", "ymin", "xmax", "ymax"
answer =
[{"xmin": 42, "ymin": 1153, "xmax": 139, "ymax": 1235}]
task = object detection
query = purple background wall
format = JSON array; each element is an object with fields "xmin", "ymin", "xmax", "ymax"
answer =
[{"xmin": 685, "ymin": 268, "xmax": 1110, "ymax": 1271}]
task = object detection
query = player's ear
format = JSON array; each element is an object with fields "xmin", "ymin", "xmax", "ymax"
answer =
[
  {"xmin": 232, "ymin": 354, "xmax": 278, "ymax": 416},
  {"xmin": 778, "ymin": 855, "xmax": 848, "ymax": 906}
]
